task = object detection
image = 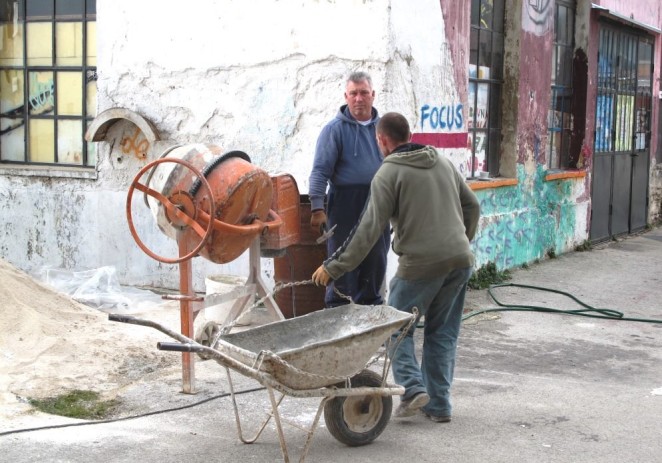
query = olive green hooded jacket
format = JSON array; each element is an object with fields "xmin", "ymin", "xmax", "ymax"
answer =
[{"xmin": 325, "ymin": 144, "xmax": 480, "ymax": 281}]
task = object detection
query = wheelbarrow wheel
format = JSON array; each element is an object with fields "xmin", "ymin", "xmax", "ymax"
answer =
[{"xmin": 324, "ymin": 369, "xmax": 392, "ymax": 447}]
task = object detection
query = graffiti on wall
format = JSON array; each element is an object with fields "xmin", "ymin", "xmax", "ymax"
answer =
[
  {"xmin": 522, "ymin": 0, "xmax": 552, "ymax": 36},
  {"xmin": 120, "ymin": 127, "xmax": 149, "ymax": 159},
  {"xmin": 471, "ymin": 164, "xmax": 579, "ymax": 269},
  {"xmin": 420, "ymin": 103, "xmax": 464, "ymax": 131}
]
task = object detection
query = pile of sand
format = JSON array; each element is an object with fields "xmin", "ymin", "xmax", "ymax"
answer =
[{"xmin": 0, "ymin": 258, "xmax": 179, "ymax": 421}]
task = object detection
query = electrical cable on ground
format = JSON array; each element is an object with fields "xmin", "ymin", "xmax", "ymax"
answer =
[
  {"xmin": 462, "ymin": 283, "xmax": 662, "ymax": 324},
  {"xmin": 0, "ymin": 386, "xmax": 265, "ymax": 438}
]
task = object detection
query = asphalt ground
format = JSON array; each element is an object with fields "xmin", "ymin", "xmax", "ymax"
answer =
[{"xmin": 2, "ymin": 228, "xmax": 662, "ymax": 462}]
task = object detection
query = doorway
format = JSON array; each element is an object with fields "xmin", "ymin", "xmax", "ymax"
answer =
[{"xmin": 590, "ymin": 21, "xmax": 654, "ymax": 242}]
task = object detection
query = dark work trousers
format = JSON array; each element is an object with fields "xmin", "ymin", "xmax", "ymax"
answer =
[{"xmin": 325, "ymin": 185, "xmax": 390, "ymax": 307}]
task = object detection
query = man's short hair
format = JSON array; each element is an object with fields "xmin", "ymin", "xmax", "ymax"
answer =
[
  {"xmin": 347, "ymin": 71, "xmax": 372, "ymax": 88},
  {"xmin": 377, "ymin": 112, "xmax": 410, "ymax": 145}
]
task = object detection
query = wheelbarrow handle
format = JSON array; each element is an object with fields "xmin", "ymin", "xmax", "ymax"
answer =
[
  {"xmin": 108, "ymin": 313, "xmax": 136, "ymax": 324},
  {"xmin": 157, "ymin": 341, "xmax": 204, "ymax": 353}
]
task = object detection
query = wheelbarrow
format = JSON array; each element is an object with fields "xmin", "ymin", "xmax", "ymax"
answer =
[{"xmin": 109, "ymin": 303, "xmax": 415, "ymax": 462}]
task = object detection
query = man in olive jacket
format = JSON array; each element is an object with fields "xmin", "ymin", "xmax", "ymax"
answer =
[{"xmin": 312, "ymin": 112, "xmax": 480, "ymax": 423}]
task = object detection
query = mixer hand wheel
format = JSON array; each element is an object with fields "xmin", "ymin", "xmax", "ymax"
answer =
[{"xmin": 126, "ymin": 157, "xmax": 216, "ymax": 264}]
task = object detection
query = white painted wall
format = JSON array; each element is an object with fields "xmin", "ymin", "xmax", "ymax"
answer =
[{"xmin": 0, "ymin": 0, "xmax": 457, "ymax": 292}]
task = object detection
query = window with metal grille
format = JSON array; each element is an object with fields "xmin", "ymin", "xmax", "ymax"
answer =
[
  {"xmin": 595, "ymin": 24, "xmax": 652, "ymax": 155},
  {"xmin": 468, "ymin": 0, "xmax": 504, "ymax": 178},
  {"xmin": 0, "ymin": 0, "xmax": 96, "ymax": 166},
  {"xmin": 547, "ymin": 0, "xmax": 575, "ymax": 169}
]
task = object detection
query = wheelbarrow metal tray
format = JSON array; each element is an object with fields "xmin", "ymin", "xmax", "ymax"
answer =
[{"xmin": 215, "ymin": 304, "xmax": 412, "ymax": 390}]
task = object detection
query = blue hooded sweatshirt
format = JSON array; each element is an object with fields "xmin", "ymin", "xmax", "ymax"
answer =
[{"xmin": 308, "ymin": 104, "xmax": 383, "ymax": 211}]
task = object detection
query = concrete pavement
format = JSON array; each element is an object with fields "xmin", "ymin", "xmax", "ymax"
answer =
[{"xmin": 2, "ymin": 228, "xmax": 662, "ymax": 462}]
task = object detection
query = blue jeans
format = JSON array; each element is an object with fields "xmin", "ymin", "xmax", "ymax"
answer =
[{"xmin": 387, "ymin": 267, "xmax": 473, "ymax": 417}]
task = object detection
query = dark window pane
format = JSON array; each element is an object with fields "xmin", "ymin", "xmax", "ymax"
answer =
[
  {"xmin": 56, "ymin": 0, "xmax": 84, "ymax": 18},
  {"xmin": 566, "ymin": 6, "xmax": 574, "ymax": 44},
  {"xmin": 489, "ymin": 83, "xmax": 501, "ymax": 129},
  {"xmin": 637, "ymin": 42, "xmax": 652, "ymax": 90},
  {"xmin": 27, "ymin": 0, "xmax": 53, "ymax": 19},
  {"xmin": 0, "ymin": 0, "xmax": 16, "ymax": 21},
  {"xmin": 492, "ymin": 0, "xmax": 504, "ymax": 33},
  {"xmin": 557, "ymin": 6, "xmax": 567, "ymax": 43},
  {"xmin": 470, "ymin": 28, "xmax": 478, "ymax": 66},
  {"xmin": 471, "ymin": 0, "xmax": 480, "ymax": 26},
  {"xmin": 478, "ymin": 29, "xmax": 492, "ymax": 69}
]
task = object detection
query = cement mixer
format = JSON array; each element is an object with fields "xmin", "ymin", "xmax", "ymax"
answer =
[
  {"xmin": 126, "ymin": 143, "xmax": 298, "ymax": 392},
  {"xmin": 127, "ymin": 143, "xmax": 283, "ymax": 264}
]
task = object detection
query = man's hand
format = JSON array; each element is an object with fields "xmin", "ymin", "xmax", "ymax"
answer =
[
  {"xmin": 310, "ymin": 210, "xmax": 327, "ymax": 233},
  {"xmin": 312, "ymin": 265, "xmax": 332, "ymax": 286}
]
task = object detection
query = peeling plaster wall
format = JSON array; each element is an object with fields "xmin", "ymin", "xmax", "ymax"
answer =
[{"xmin": 0, "ymin": 0, "xmax": 611, "ymax": 292}]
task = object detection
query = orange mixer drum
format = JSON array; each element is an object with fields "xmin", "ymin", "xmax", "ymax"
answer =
[{"xmin": 147, "ymin": 143, "xmax": 273, "ymax": 264}]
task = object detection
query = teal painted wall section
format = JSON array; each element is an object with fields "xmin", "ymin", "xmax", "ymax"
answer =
[{"xmin": 471, "ymin": 165, "xmax": 582, "ymax": 270}]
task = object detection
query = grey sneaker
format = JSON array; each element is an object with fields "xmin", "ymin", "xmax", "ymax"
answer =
[
  {"xmin": 423, "ymin": 411, "xmax": 451, "ymax": 423},
  {"xmin": 394, "ymin": 392, "xmax": 430, "ymax": 418}
]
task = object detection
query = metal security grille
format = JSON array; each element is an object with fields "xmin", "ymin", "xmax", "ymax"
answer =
[
  {"xmin": 547, "ymin": 0, "xmax": 575, "ymax": 169},
  {"xmin": 468, "ymin": 0, "xmax": 505, "ymax": 178},
  {"xmin": 590, "ymin": 20, "xmax": 654, "ymax": 242}
]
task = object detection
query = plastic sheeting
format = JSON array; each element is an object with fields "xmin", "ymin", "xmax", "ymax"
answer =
[{"xmin": 34, "ymin": 265, "xmax": 165, "ymax": 312}]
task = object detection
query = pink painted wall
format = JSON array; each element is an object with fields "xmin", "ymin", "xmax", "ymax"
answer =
[{"xmin": 439, "ymin": 1, "xmax": 471, "ymax": 116}]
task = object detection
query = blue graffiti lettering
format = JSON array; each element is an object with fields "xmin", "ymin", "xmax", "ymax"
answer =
[{"xmin": 420, "ymin": 103, "xmax": 464, "ymax": 131}]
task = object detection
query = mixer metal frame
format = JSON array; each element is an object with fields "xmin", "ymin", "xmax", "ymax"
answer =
[{"xmin": 168, "ymin": 236, "xmax": 284, "ymax": 393}]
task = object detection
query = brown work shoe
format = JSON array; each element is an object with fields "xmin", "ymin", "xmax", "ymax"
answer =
[
  {"xmin": 394, "ymin": 392, "xmax": 430, "ymax": 418},
  {"xmin": 423, "ymin": 411, "xmax": 451, "ymax": 423}
]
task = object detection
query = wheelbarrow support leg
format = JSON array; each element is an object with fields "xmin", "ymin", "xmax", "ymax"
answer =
[
  {"xmin": 225, "ymin": 366, "xmax": 327, "ymax": 462},
  {"xmin": 226, "ymin": 367, "xmax": 284, "ymax": 445}
]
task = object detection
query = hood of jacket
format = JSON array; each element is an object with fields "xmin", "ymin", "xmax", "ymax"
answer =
[{"xmin": 383, "ymin": 144, "xmax": 438, "ymax": 169}]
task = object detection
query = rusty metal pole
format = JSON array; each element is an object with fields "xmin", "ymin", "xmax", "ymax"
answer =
[{"xmin": 178, "ymin": 238, "xmax": 196, "ymax": 394}]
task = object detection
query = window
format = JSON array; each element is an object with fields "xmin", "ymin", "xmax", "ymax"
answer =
[
  {"xmin": 0, "ymin": 0, "xmax": 96, "ymax": 166},
  {"xmin": 547, "ymin": 0, "xmax": 575, "ymax": 169},
  {"xmin": 595, "ymin": 24, "xmax": 653, "ymax": 155},
  {"xmin": 468, "ymin": 0, "xmax": 504, "ymax": 178}
]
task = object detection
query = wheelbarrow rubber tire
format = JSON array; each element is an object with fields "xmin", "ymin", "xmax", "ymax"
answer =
[{"xmin": 323, "ymin": 369, "xmax": 392, "ymax": 447}]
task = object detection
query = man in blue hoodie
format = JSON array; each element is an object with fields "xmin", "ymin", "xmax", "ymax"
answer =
[{"xmin": 308, "ymin": 71, "xmax": 390, "ymax": 307}]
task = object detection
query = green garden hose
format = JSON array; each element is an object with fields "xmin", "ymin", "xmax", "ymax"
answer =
[{"xmin": 460, "ymin": 283, "xmax": 662, "ymax": 324}]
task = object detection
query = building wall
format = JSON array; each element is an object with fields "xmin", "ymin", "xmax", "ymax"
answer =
[{"xmin": 0, "ymin": 0, "xmax": 657, "ymax": 292}]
